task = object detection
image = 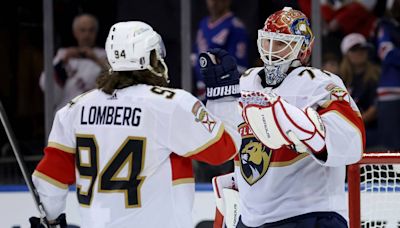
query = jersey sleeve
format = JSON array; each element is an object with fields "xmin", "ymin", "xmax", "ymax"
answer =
[
  {"xmin": 32, "ymin": 105, "xmax": 77, "ymax": 220},
  {"xmin": 167, "ymin": 92, "xmax": 241, "ymax": 165},
  {"xmin": 308, "ymin": 75, "xmax": 365, "ymax": 166}
]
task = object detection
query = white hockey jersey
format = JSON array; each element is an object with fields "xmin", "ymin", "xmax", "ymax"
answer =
[
  {"xmin": 235, "ymin": 66, "xmax": 365, "ymax": 227},
  {"xmin": 32, "ymin": 84, "xmax": 241, "ymax": 228}
]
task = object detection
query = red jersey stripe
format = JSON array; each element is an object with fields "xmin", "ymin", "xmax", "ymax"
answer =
[
  {"xmin": 170, "ymin": 153, "xmax": 194, "ymax": 183},
  {"xmin": 190, "ymin": 131, "xmax": 237, "ymax": 165},
  {"xmin": 318, "ymin": 100, "xmax": 366, "ymax": 151},
  {"xmin": 35, "ymin": 147, "xmax": 76, "ymax": 185}
]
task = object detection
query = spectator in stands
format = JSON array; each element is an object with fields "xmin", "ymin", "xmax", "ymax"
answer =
[
  {"xmin": 374, "ymin": 0, "xmax": 400, "ymax": 149},
  {"xmin": 40, "ymin": 13, "xmax": 107, "ymax": 113},
  {"xmin": 296, "ymin": 0, "xmax": 381, "ymax": 38},
  {"xmin": 323, "ymin": 1, "xmax": 378, "ymax": 38},
  {"xmin": 192, "ymin": 0, "xmax": 249, "ymax": 182},
  {"xmin": 340, "ymin": 33, "xmax": 380, "ymax": 149}
]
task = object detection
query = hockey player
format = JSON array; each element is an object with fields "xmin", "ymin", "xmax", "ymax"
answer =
[
  {"xmin": 201, "ymin": 7, "xmax": 365, "ymax": 228},
  {"xmin": 29, "ymin": 21, "xmax": 242, "ymax": 228}
]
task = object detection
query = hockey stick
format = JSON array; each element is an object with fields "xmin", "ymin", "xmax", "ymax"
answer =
[{"xmin": 0, "ymin": 100, "xmax": 49, "ymax": 227}]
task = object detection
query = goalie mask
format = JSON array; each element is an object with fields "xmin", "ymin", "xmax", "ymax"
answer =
[
  {"xmin": 105, "ymin": 21, "xmax": 169, "ymax": 82},
  {"xmin": 257, "ymin": 7, "xmax": 314, "ymax": 86}
]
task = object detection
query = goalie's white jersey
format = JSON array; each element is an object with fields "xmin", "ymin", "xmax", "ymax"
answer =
[
  {"xmin": 32, "ymin": 84, "xmax": 241, "ymax": 228},
  {"xmin": 236, "ymin": 66, "xmax": 365, "ymax": 227}
]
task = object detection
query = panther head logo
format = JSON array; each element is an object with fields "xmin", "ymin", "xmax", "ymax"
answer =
[{"xmin": 240, "ymin": 140, "xmax": 271, "ymax": 185}]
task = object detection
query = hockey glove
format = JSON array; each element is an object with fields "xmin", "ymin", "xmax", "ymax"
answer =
[
  {"xmin": 239, "ymin": 90, "xmax": 326, "ymax": 154},
  {"xmin": 29, "ymin": 213, "xmax": 67, "ymax": 228},
  {"xmin": 199, "ymin": 48, "xmax": 240, "ymax": 100}
]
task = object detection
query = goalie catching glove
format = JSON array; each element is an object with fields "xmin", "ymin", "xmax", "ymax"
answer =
[{"xmin": 239, "ymin": 90, "xmax": 326, "ymax": 154}]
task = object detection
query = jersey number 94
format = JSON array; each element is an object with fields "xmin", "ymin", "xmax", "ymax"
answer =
[{"xmin": 76, "ymin": 134, "xmax": 146, "ymax": 208}]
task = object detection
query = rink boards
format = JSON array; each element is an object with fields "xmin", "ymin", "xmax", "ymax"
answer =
[{"xmin": 1, "ymin": 184, "xmax": 399, "ymax": 228}]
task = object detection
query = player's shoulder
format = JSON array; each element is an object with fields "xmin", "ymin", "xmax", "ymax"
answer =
[
  {"xmin": 136, "ymin": 85, "xmax": 200, "ymax": 112},
  {"xmin": 284, "ymin": 66, "xmax": 349, "ymax": 102},
  {"xmin": 143, "ymin": 85, "xmax": 193, "ymax": 101},
  {"xmin": 52, "ymin": 90, "xmax": 98, "ymax": 123},
  {"xmin": 240, "ymin": 67, "xmax": 264, "ymax": 91},
  {"xmin": 60, "ymin": 89, "xmax": 99, "ymax": 112},
  {"xmin": 287, "ymin": 66, "xmax": 344, "ymax": 89},
  {"xmin": 241, "ymin": 67, "xmax": 263, "ymax": 77}
]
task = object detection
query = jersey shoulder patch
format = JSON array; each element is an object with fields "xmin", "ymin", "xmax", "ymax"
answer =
[{"xmin": 324, "ymin": 83, "xmax": 351, "ymax": 103}]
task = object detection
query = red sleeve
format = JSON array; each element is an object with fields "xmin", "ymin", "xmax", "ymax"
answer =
[
  {"xmin": 189, "ymin": 131, "xmax": 237, "ymax": 165},
  {"xmin": 318, "ymin": 100, "xmax": 366, "ymax": 151},
  {"xmin": 170, "ymin": 153, "xmax": 194, "ymax": 184},
  {"xmin": 35, "ymin": 147, "xmax": 76, "ymax": 185}
]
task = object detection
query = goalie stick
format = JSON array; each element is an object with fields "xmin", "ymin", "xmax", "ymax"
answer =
[{"xmin": 0, "ymin": 100, "xmax": 50, "ymax": 227}]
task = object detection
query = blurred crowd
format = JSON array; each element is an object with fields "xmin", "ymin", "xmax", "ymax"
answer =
[{"xmin": 0, "ymin": 0, "xmax": 400, "ymax": 183}]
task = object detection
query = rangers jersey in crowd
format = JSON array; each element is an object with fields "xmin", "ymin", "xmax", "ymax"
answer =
[
  {"xmin": 236, "ymin": 66, "xmax": 365, "ymax": 227},
  {"xmin": 32, "ymin": 84, "xmax": 241, "ymax": 228},
  {"xmin": 376, "ymin": 18, "xmax": 400, "ymax": 101}
]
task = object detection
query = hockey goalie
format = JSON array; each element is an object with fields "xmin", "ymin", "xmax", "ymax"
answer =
[{"xmin": 202, "ymin": 6, "xmax": 365, "ymax": 228}]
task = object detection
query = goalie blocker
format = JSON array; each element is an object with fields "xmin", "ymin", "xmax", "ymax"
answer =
[{"xmin": 239, "ymin": 91, "xmax": 326, "ymax": 154}]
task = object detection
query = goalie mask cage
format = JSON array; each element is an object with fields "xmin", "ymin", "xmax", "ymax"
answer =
[{"xmin": 348, "ymin": 152, "xmax": 400, "ymax": 228}]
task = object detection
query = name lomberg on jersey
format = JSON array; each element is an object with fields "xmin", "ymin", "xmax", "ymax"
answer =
[{"xmin": 80, "ymin": 106, "xmax": 142, "ymax": 126}]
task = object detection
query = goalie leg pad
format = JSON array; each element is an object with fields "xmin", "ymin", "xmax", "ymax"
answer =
[{"xmin": 212, "ymin": 173, "xmax": 239, "ymax": 228}]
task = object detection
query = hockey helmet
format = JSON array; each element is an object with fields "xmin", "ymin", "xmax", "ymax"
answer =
[
  {"xmin": 105, "ymin": 21, "xmax": 168, "ymax": 81},
  {"xmin": 257, "ymin": 7, "xmax": 314, "ymax": 85}
]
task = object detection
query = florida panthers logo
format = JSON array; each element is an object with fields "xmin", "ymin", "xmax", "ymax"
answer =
[{"xmin": 239, "ymin": 138, "xmax": 272, "ymax": 185}]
